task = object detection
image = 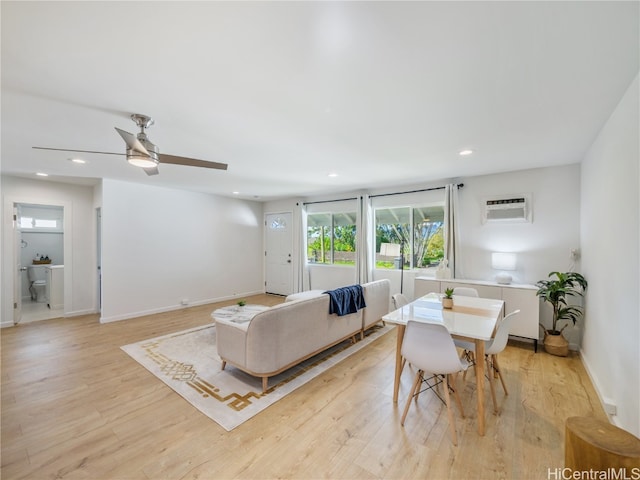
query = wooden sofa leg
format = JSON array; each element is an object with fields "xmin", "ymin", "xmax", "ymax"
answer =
[
  {"xmin": 221, "ymin": 360, "xmax": 226, "ymax": 370},
  {"xmin": 262, "ymin": 377, "xmax": 268, "ymax": 393}
]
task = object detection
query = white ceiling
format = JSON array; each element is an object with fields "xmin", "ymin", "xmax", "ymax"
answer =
[{"xmin": 2, "ymin": 1, "xmax": 638, "ymax": 201}]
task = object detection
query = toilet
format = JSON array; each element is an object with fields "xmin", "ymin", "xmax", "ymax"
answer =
[{"xmin": 27, "ymin": 265, "xmax": 47, "ymax": 303}]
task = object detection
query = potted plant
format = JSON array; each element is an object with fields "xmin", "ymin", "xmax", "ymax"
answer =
[
  {"xmin": 536, "ymin": 271, "xmax": 588, "ymax": 356},
  {"xmin": 237, "ymin": 300, "xmax": 247, "ymax": 307},
  {"xmin": 442, "ymin": 288, "xmax": 454, "ymax": 309}
]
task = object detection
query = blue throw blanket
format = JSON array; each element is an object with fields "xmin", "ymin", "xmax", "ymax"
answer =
[{"xmin": 323, "ymin": 285, "xmax": 366, "ymax": 316}]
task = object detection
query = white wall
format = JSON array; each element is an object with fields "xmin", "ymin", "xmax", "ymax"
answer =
[
  {"xmin": 307, "ymin": 265, "xmax": 356, "ymax": 291},
  {"xmin": 456, "ymin": 165, "xmax": 581, "ymax": 285},
  {"xmin": 1, "ymin": 176, "xmax": 97, "ymax": 326},
  {"xmin": 456, "ymin": 165, "xmax": 582, "ymax": 346},
  {"xmin": 100, "ymin": 179, "xmax": 264, "ymax": 322},
  {"xmin": 580, "ymin": 73, "xmax": 639, "ymax": 436}
]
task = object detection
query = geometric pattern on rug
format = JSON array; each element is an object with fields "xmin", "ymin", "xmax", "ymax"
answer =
[{"xmin": 122, "ymin": 322, "xmax": 392, "ymax": 431}]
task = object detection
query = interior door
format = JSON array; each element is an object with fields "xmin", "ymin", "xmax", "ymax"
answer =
[
  {"xmin": 96, "ymin": 207, "xmax": 102, "ymax": 313},
  {"xmin": 265, "ymin": 212, "xmax": 293, "ymax": 296},
  {"xmin": 13, "ymin": 206, "xmax": 22, "ymax": 324}
]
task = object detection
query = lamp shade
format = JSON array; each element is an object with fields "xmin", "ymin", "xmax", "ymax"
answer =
[
  {"xmin": 491, "ymin": 252, "xmax": 517, "ymax": 271},
  {"xmin": 491, "ymin": 252, "xmax": 516, "ymax": 284}
]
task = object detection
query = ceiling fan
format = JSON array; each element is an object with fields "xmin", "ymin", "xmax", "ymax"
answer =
[{"xmin": 33, "ymin": 114, "xmax": 228, "ymax": 176}]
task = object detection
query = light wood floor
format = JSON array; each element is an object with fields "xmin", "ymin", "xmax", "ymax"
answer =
[{"xmin": 1, "ymin": 294, "xmax": 606, "ymax": 480}]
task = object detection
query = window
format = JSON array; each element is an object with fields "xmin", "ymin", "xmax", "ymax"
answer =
[
  {"xmin": 375, "ymin": 205, "xmax": 444, "ymax": 269},
  {"xmin": 19, "ymin": 217, "xmax": 61, "ymax": 231},
  {"xmin": 307, "ymin": 212, "xmax": 357, "ymax": 265}
]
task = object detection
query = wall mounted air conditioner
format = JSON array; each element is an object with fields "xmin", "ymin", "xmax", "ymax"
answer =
[{"xmin": 482, "ymin": 194, "xmax": 531, "ymax": 223}]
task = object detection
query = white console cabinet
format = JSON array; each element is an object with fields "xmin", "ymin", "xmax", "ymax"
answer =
[{"xmin": 414, "ymin": 276, "xmax": 540, "ymax": 351}]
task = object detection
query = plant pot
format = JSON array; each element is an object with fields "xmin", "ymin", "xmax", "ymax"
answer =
[
  {"xmin": 442, "ymin": 297, "xmax": 453, "ymax": 309},
  {"xmin": 544, "ymin": 331, "xmax": 569, "ymax": 357}
]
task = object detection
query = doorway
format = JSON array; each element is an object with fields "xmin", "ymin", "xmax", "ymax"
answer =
[
  {"xmin": 14, "ymin": 203, "xmax": 65, "ymax": 323},
  {"xmin": 96, "ymin": 207, "xmax": 102, "ymax": 313},
  {"xmin": 265, "ymin": 212, "xmax": 293, "ymax": 296}
]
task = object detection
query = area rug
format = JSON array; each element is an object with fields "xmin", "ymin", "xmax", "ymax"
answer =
[{"xmin": 121, "ymin": 323, "xmax": 392, "ymax": 431}]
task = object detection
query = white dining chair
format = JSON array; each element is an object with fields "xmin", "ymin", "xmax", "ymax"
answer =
[
  {"xmin": 392, "ymin": 293, "xmax": 410, "ymax": 368},
  {"xmin": 392, "ymin": 293, "xmax": 409, "ymax": 309},
  {"xmin": 455, "ymin": 309, "xmax": 521, "ymax": 413},
  {"xmin": 452, "ymin": 287, "xmax": 480, "ymax": 355},
  {"xmin": 400, "ymin": 321, "xmax": 469, "ymax": 446},
  {"xmin": 453, "ymin": 287, "xmax": 479, "ymax": 297}
]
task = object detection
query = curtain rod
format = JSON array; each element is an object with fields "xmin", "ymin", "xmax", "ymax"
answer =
[
  {"xmin": 301, "ymin": 183, "xmax": 464, "ymax": 205},
  {"xmin": 303, "ymin": 197, "xmax": 358, "ymax": 206},
  {"xmin": 370, "ymin": 183, "xmax": 464, "ymax": 199}
]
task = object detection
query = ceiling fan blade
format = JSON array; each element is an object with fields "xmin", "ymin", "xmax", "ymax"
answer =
[
  {"xmin": 144, "ymin": 166, "xmax": 159, "ymax": 176},
  {"xmin": 159, "ymin": 153, "xmax": 228, "ymax": 171},
  {"xmin": 114, "ymin": 127, "xmax": 150, "ymax": 155},
  {"xmin": 33, "ymin": 146, "xmax": 124, "ymax": 156}
]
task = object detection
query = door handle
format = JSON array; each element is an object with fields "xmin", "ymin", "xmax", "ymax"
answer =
[{"xmin": 19, "ymin": 267, "xmax": 27, "ymax": 272}]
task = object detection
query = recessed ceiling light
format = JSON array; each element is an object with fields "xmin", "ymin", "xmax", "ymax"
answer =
[
  {"xmin": 70, "ymin": 158, "xmax": 86, "ymax": 164},
  {"xmin": 36, "ymin": 172, "xmax": 48, "ymax": 177},
  {"xmin": 328, "ymin": 172, "xmax": 338, "ymax": 177},
  {"xmin": 459, "ymin": 149, "xmax": 473, "ymax": 156},
  {"xmin": 232, "ymin": 191, "xmax": 240, "ymax": 195}
]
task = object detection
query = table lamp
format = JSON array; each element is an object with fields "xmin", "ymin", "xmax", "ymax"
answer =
[{"xmin": 492, "ymin": 252, "xmax": 517, "ymax": 284}]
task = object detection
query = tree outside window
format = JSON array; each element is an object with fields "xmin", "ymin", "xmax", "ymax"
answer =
[
  {"xmin": 375, "ymin": 206, "xmax": 444, "ymax": 269},
  {"xmin": 307, "ymin": 212, "xmax": 357, "ymax": 265}
]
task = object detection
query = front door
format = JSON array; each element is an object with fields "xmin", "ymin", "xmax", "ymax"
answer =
[{"xmin": 265, "ymin": 212, "xmax": 293, "ymax": 296}]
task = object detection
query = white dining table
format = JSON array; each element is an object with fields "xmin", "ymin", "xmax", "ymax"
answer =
[{"xmin": 382, "ymin": 292, "xmax": 504, "ymax": 436}]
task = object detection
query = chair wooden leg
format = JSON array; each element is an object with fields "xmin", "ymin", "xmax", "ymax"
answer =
[
  {"xmin": 486, "ymin": 356, "xmax": 498, "ymax": 414},
  {"xmin": 262, "ymin": 376, "xmax": 268, "ymax": 393},
  {"xmin": 493, "ymin": 355, "xmax": 508, "ymax": 396},
  {"xmin": 442, "ymin": 374, "xmax": 458, "ymax": 446},
  {"xmin": 221, "ymin": 360, "xmax": 226, "ymax": 370},
  {"xmin": 414, "ymin": 371, "xmax": 424, "ymax": 401},
  {"xmin": 401, "ymin": 371, "xmax": 423, "ymax": 426},
  {"xmin": 450, "ymin": 373, "xmax": 465, "ymax": 418}
]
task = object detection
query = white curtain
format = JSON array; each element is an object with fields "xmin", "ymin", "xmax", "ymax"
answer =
[
  {"xmin": 444, "ymin": 184, "xmax": 462, "ymax": 279},
  {"xmin": 356, "ymin": 194, "xmax": 373, "ymax": 284},
  {"xmin": 294, "ymin": 202, "xmax": 309, "ymax": 292}
]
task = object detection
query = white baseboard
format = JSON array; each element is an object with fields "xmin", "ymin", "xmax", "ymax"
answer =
[
  {"xmin": 579, "ymin": 350, "xmax": 618, "ymax": 427},
  {"xmin": 64, "ymin": 308, "xmax": 99, "ymax": 317},
  {"xmin": 99, "ymin": 290, "xmax": 265, "ymax": 324}
]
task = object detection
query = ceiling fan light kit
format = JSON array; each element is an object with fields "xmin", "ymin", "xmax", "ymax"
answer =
[
  {"xmin": 127, "ymin": 154, "xmax": 158, "ymax": 169},
  {"xmin": 33, "ymin": 113, "xmax": 228, "ymax": 176},
  {"xmin": 116, "ymin": 115, "xmax": 162, "ymax": 175}
]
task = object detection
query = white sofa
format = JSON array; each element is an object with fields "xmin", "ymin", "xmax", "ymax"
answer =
[{"xmin": 216, "ymin": 279, "xmax": 390, "ymax": 392}]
